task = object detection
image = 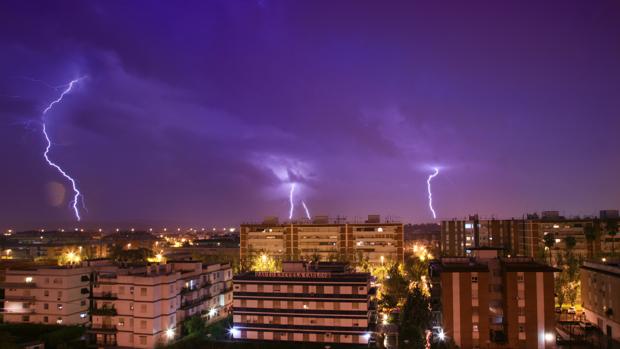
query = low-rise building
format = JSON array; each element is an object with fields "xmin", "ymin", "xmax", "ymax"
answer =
[
  {"xmin": 1, "ymin": 265, "xmax": 91, "ymax": 325},
  {"xmin": 581, "ymin": 260, "xmax": 620, "ymax": 340},
  {"xmin": 232, "ymin": 261, "xmax": 375, "ymax": 345},
  {"xmin": 430, "ymin": 249, "xmax": 557, "ymax": 349},
  {"xmin": 89, "ymin": 262, "xmax": 232, "ymax": 348}
]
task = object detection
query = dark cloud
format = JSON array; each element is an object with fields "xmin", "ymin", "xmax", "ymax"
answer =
[{"xmin": 0, "ymin": 0, "xmax": 619, "ymax": 229}]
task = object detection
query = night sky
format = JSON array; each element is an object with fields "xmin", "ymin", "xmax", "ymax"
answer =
[{"xmin": 1, "ymin": 1, "xmax": 619, "ymax": 229}]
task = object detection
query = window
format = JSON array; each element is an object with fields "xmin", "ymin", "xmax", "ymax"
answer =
[
  {"xmin": 118, "ymin": 318, "xmax": 125, "ymax": 326},
  {"xmin": 139, "ymin": 336, "xmax": 147, "ymax": 345},
  {"xmin": 518, "ymin": 325, "xmax": 525, "ymax": 333},
  {"xmin": 130, "ymin": 287, "xmax": 134, "ymax": 294},
  {"xmin": 43, "ymin": 316, "xmax": 48, "ymax": 323},
  {"xmin": 140, "ymin": 288, "xmax": 147, "ymax": 296},
  {"xmin": 22, "ymin": 315, "xmax": 30, "ymax": 322},
  {"xmin": 57, "ymin": 304, "xmax": 63, "ymax": 310},
  {"xmin": 44, "ymin": 303, "xmax": 49, "ymax": 310},
  {"xmin": 471, "ymin": 276, "xmax": 478, "ymax": 283},
  {"xmin": 140, "ymin": 304, "xmax": 147, "ymax": 313},
  {"xmin": 517, "ymin": 275, "xmax": 524, "ymax": 283},
  {"xmin": 119, "ymin": 286, "xmax": 125, "ymax": 295},
  {"xmin": 140, "ymin": 320, "xmax": 147, "ymax": 329},
  {"xmin": 129, "ymin": 303, "xmax": 134, "ymax": 310},
  {"xmin": 57, "ymin": 291, "xmax": 62, "ymax": 300},
  {"xmin": 56, "ymin": 318, "xmax": 62, "ymax": 324},
  {"xmin": 44, "ymin": 290, "xmax": 49, "ymax": 297},
  {"xmin": 473, "ymin": 324, "xmax": 479, "ymax": 332},
  {"xmin": 81, "ymin": 300, "xmax": 86, "ymax": 306}
]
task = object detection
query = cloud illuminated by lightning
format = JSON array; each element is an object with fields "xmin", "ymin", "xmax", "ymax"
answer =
[
  {"xmin": 426, "ymin": 167, "xmax": 439, "ymax": 219},
  {"xmin": 302, "ymin": 201, "xmax": 311, "ymax": 220},
  {"xmin": 288, "ymin": 183, "xmax": 296, "ymax": 220},
  {"xmin": 41, "ymin": 78, "xmax": 85, "ymax": 221}
]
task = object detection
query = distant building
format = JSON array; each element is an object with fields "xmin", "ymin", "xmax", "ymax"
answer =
[
  {"xmin": 581, "ymin": 260, "xmax": 620, "ymax": 340},
  {"xmin": 232, "ymin": 261, "xmax": 375, "ymax": 345},
  {"xmin": 430, "ymin": 249, "xmax": 557, "ymax": 349},
  {"xmin": 441, "ymin": 216, "xmax": 522, "ymax": 257},
  {"xmin": 89, "ymin": 261, "xmax": 232, "ymax": 348},
  {"xmin": 1, "ymin": 265, "xmax": 91, "ymax": 325},
  {"xmin": 441, "ymin": 211, "xmax": 620, "ymax": 260},
  {"xmin": 240, "ymin": 215, "xmax": 403, "ymax": 265}
]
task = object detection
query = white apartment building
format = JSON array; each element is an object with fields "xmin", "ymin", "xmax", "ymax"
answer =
[
  {"xmin": 1, "ymin": 266, "xmax": 91, "ymax": 325},
  {"xmin": 232, "ymin": 262, "xmax": 374, "ymax": 345},
  {"xmin": 89, "ymin": 262, "xmax": 232, "ymax": 348}
]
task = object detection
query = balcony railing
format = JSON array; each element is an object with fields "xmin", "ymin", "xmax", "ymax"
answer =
[
  {"xmin": 91, "ymin": 306, "xmax": 117, "ymax": 316},
  {"xmin": 91, "ymin": 292, "xmax": 118, "ymax": 300}
]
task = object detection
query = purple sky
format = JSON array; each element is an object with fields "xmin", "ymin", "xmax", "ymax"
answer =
[{"xmin": 1, "ymin": 1, "xmax": 619, "ymax": 229}]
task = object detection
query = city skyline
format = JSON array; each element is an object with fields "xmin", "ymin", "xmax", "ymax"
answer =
[{"xmin": 1, "ymin": 1, "xmax": 619, "ymax": 229}]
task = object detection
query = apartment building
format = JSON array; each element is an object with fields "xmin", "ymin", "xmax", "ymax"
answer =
[
  {"xmin": 581, "ymin": 261, "xmax": 620, "ymax": 340},
  {"xmin": 232, "ymin": 261, "xmax": 374, "ymax": 345},
  {"xmin": 240, "ymin": 215, "xmax": 403, "ymax": 265},
  {"xmin": 89, "ymin": 262, "xmax": 232, "ymax": 348},
  {"xmin": 441, "ymin": 210, "xmax": 619, "ymax": 260},
  {"xmin": 429, "ymin": 249, "xmax": 557, "ymax": 349},
  {"xmin": 441, "ymin": 216, "xmax": 522, "ymax": 256},
  {"xmin": 1, "ymin": 265, "xmax": 91, "ymax": 325}
]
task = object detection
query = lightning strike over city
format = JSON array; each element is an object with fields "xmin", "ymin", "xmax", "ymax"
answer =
[
  {"xmin": 426, "ymin": 167, "xmax": 439, "ymax": 220},
  {"xmin": 40, "ymin": 78, "xmax": 85, "ymax": 221},
  {"xmin": 288, "ymin": 183, "xmax": 296, "ymax": 220},
  {"xmin": 302, "ymin": 201, "xmax": 311, "ymax": 220}
]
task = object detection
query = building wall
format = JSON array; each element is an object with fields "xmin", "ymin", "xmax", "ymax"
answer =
[
  {"xmin": 90, "ymin": 262, "xmax": 233, "ymax": 349},
  {"xmin": 232, "ymin": 272, "xmax": 372, "ymax": 345},
  {"xmin": 240, "ymin": 222, "xmax": 403, "ymax": 265},
  {"xmin": 581, "ymin": 263, "xmax": 620, "ymax": 341},
  {"xmin": 2, "ymin": 267, "xmax": 90, "ymax": 325}
]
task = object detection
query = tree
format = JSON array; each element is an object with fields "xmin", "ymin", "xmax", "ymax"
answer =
[
  {"xmin": 249, "ymin": 252, "xmax": 280, "ymax": 272},
  {"xmin": 564, "ymin": 236, "xmax": 577, "ymax": 250},
  {"xmin": 382, "ymin": 263, "xmax": 409, "ymax": 307},
  {"xmin": 400, "ymin": 286, "xmax": 431, "ymax": 349},
  {"xmin": 543, "ymin": 233, "xmax": 556, "ymax": 265},
  {"xmin": 607, "ymin": 220, "xmax": 619, "ymax": 257},
  {"xmin": 584, "ymin": 224, "xmax": 598, "ymax": 259},
  {"xmin": 184, "ymin": 314, "xmax": 206, "ymax": 335}
]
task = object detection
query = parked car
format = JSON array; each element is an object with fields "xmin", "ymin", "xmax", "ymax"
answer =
[{"xmin": 567, "ymin": 306, "xmax": 576, "ymax": 314}]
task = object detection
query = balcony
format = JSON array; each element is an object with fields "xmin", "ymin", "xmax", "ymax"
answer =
[
  {"xmin": 91, "ymin": 306, "xmax": 117, "ymax": 316},
  {"xmin": 91, "ymin": 292, "xmax": 117, "ymax": 300},
  {"xmin": 88, "ymin": 324, "xmax": 118, "ymax": 334}
]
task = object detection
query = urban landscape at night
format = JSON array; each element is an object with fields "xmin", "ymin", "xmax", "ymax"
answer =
[{"xmin": 1, "ymin": 1, "xmax": 619, "ymax": 349}]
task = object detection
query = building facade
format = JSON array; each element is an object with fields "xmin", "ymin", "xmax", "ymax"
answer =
[
  {"xmin": 240, "ymin": 215, "xmax": 403, "ymax": 265},
  {"xmin": 1, "ymin": 266, "xmax": 91, "ymax": 325},
  {"xmin": 441, "ymin": 211, "xmax": 619, "ymax": 260},
  {"xmin": 232, "ymin": 262, "xmax": 374, "ymax": 345},
  {"xmin": 88, "ymin": 262, "xmax": 232, "ymax": 348},
  {"xmin": 581, "ymin": 261, "xmax": 620, "ymax": 340},
  {"xmin": 430, "ymin": 249, "xmax": 557, "ymax": 349}
]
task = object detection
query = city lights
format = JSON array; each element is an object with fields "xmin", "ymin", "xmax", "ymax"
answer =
[{"xmin": 166, "ymin": 328, "xmax": 175, "ymax": 339}]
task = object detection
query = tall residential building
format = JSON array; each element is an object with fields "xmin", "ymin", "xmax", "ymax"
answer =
[
  {"xmin": 1, "ymin": 265, "xmax": 91, "ymax": 325},
  {"xmin": 441, "ymin": 216, "xmax": 522, "ymax": 256},
  {"xmin": 89, "ymin": 262, "xmax": 232, "ymax": 348},
  {"xmin": 581, "ymin": 261, "xmax": 620, "ymax": 340},
  {"xmin": 232, "ymin": 261, "xmax": 375, "ymax": 345},
  {"xmin": 240, "ymin": 215, "xmax": 403, "ymax": 265},
  {"xmin": 441, "ymin": 211, "xmax": 619, "ymax": 259},
  {"xmin": 429, "ymin": 249, "xmax": 557, "ymax": 349}
]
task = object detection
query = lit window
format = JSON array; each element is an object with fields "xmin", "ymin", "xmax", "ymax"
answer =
[{"xmin": 25, "ymin": 277, "xmax": 33, "ymax": 283}]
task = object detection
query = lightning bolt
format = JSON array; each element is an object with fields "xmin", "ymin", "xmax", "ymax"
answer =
[
  {"xmin": 41, "ymin": 78, "xmax": 85, "ymax": 221},
  {"xmin": 288, "ymin": 183, "xmax": 296, "ymax": 220},
  {"xmin": 302, "ymin": 201, "xmax": 311, "ymax": 220},
  {"xmin": 427, "ymin": 167, "xmax": 439, "ymax": 219}
]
